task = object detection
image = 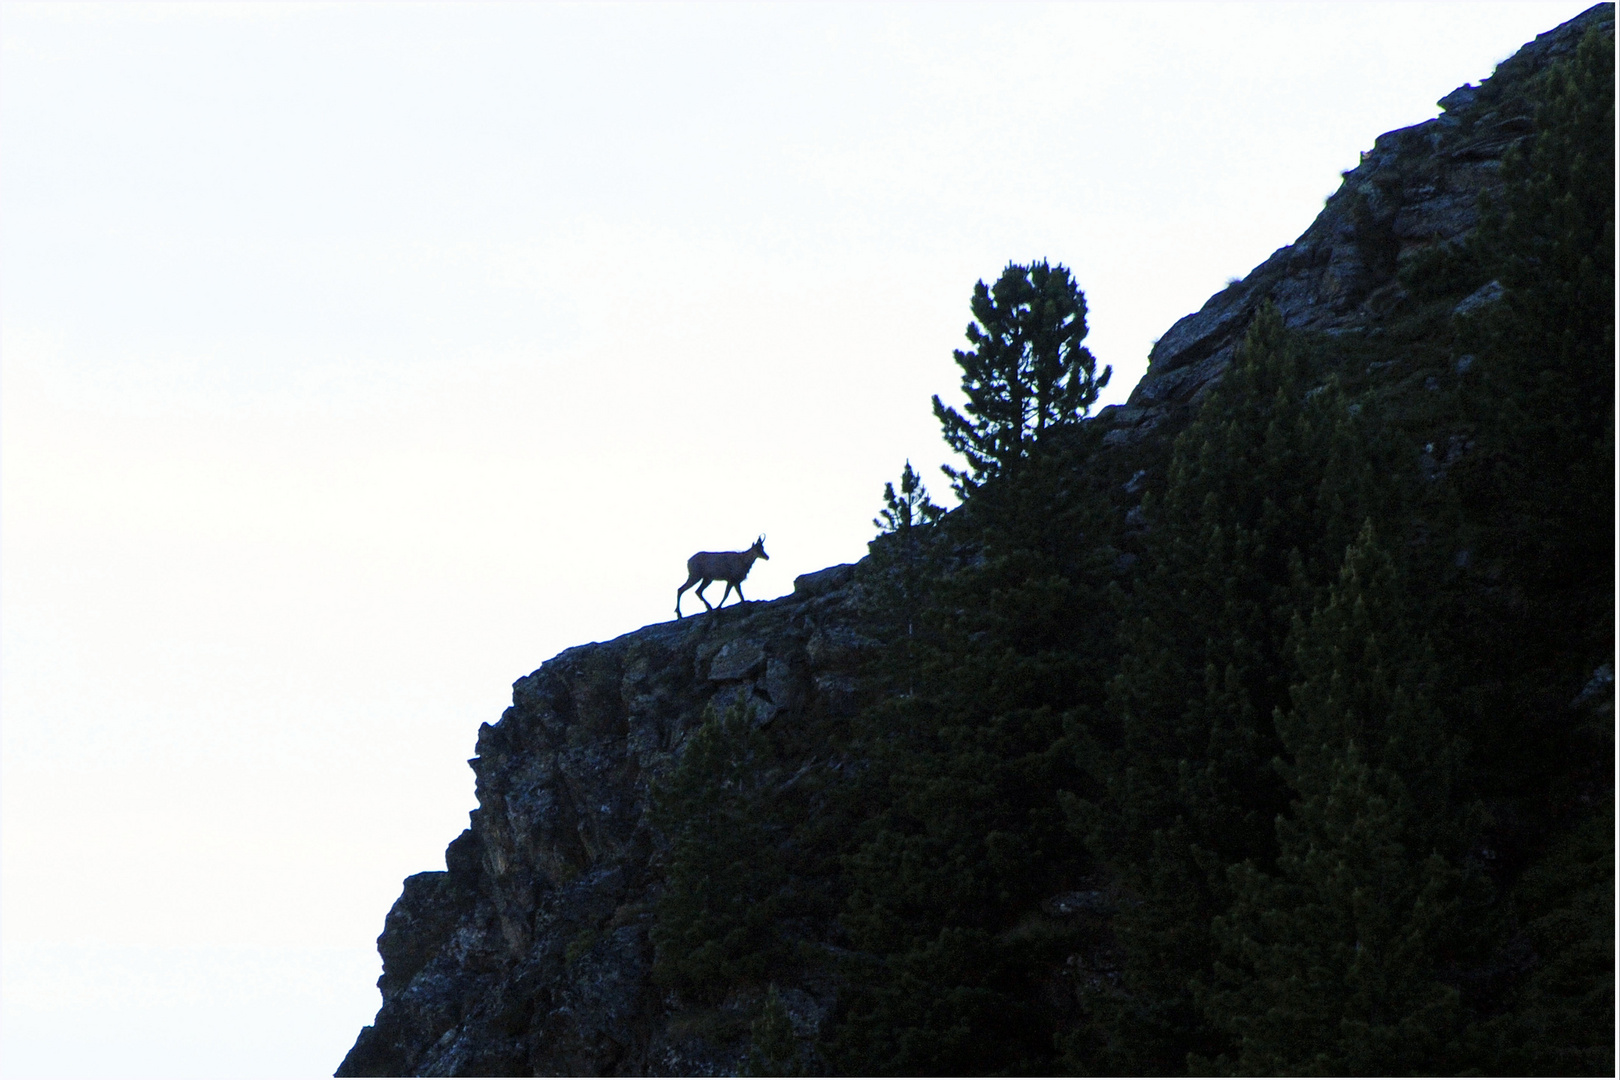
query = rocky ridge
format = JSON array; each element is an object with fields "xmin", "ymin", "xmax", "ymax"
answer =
[
  {"xmin": 1096, "ymin": 3, "xmax": 1611, "ymax": 446},
  {"xmin": 338, "ymin": 564, "xmax": 870, "ymax": 1076},
  {"xmin": 336, "ymin": 7, "xmax": 1612, "ymax": 1075}
]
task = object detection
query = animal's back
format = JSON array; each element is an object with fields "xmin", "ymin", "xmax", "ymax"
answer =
[{"xmin": 688, "ymin": 550, "xmax": 735, "ymax": 577}]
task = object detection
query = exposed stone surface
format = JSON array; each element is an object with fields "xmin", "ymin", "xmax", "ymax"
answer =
[
  {"xmin": 1091, "ymin": 3, "xmax": 1612, "ymax": 448},
  {"xmin": 337, "ymin": 7, "xmax": 1612, "ymax": 1075},
  {"xmin": 337, "ymin": 571, "xmax": 873, "ymax": 1077},
  {"xmin": 1454, "ymin": 278, "xmax": 1506, "ymax": 315}
]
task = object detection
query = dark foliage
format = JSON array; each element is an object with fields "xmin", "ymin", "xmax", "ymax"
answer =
[
  {"xmin": 645, "ymin": 22, "xmax": 1613, "ymax": 1075},
  {"xmin": 650, "ymin": 702, "xmax": 799, "ymax": 1000},
  {"xmin": 933, "ymin": 260, "xmax": 1111, "ymax": 495},
  {"xmin": 827, "ymin": 435, "xmax": 1120, "ymax": 1075},
  {"xmin": 874, "ymin": 461, "xmax": 945, "ymax": 536},
  {"xmin": 1063, "ymin": 304, "xmax": 1401, "ymax": 1072}
]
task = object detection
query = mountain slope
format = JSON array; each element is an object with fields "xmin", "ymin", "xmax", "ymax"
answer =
[{"xmin": 338, "ymin": 6, "xmax": 1613, "ymax": 1074}]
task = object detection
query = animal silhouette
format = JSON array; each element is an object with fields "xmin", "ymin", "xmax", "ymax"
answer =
[{"xmin": 676, "ymin": 536, "xmax": 768, "ymax": 618}]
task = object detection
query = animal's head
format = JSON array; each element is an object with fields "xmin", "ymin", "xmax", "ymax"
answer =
[{"xmin": 752, "ymin": 535, "xmax": 769, "ymax": 560}]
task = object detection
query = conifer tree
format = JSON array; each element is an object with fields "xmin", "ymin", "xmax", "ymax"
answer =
[
  {"xmin": 870, "ymin": 460, "xmax": 946, "ymax": 663},
  {"xmin": 1447, "ymin": 22, "xmax": 1615, "ymax": 794},
  {"xmin": 1489, "ymin": 803, "xmax": 1615, "ymax": 1075},
  {"xmin": 933, "ymin": 260, "xmax": 1110, "ymax": 494},
  {"xmin": 831, "ymin": 390, "xmax": 1117, "ymax": 1076},
  {"xmin": 831, "ymin": 572, "xmax": 1099, "ymax": 1074},
  {"xmin": 649, "ymin": 703, "xmax": 795, "ymax": 1000},
  {"xmin": 1068, "ymin": 305, "xmax": 1383, "ymax": 1071},
  {"xmin": 1433, "ymin": 27, "xmax": 1615, "ymax": 1068},
  {"xmin": 873, "ymin": 460, "xmax": 944, "ymax": 535},
  {"xmin": 1203, "ymin": 524, "xmax": 1476, "ymax": 1074},
  {"xmin": 746, "ymin": 985, "xmax": 807, "ymax": 1076}
]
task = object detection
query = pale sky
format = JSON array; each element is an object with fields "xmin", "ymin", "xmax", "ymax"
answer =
[{"xmin": 0, "ymin": 3, "xmax": 1597, "ymax": 1077}]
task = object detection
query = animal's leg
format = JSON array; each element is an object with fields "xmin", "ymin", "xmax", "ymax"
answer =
[
  {"xmin": 694, "ymin": 579, "xmax": 715, "ymax": 611},
  {"xmin": 717, "ymin": 581, "xmax": 736, "ymax": 609},
  {"xmin": 734, "ymin": 583, "xmax": 747, "ymax": 603},
  {"xmin": 676, "ymin": 572, "xmax": 700, "ymax": 618}
]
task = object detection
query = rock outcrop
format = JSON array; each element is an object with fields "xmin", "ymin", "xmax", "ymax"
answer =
[
  {"xmin": 337, "ymin": 6, "xmax": 1612, "ymax": 1075},
  {"xmin": 338, "ymin": 565, "xmax": 868, "ymax": 1076},
  {"xmin": 1095, "ymin": 2, "xmax": 1612, "ymax": 448}
]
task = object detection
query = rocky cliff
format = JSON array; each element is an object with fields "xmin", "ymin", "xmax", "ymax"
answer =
[
  {"xmin": 337, "ymin": 7, "xmax": 1613, "ymax": 1075},
  {"xmin": 1100, "ymin": 3, "xmax": 1607, "ymax": 442},
  {"xmin": 338, "ymin": 563, "xmax": 872, "ymax": 1076}
]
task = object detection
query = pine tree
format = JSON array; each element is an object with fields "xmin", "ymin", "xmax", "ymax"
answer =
[
  {"xmin": 1067, "ymin": 306, "xmax": 1385, "ymax": 1072},
  {"xmin": 1439, "ymin": 30, "xmax": 1614, "ymax": 1069},
  {"xmin": 868, "ymin": 460, "xmax": 947, "ymax": 685},
  {"xmin": 830, "ymin": 588, "xmax": 1098, "ymax": 1074},
  {"xmin": 649, "ymin": 703, "xmax": 795, "ymax": 1000},
  {"xmin": 1489, "ymin": 800, "xmax": 1615, "ymax": 1075},
  {"xmin": 1446, "ymin": 21, "xmax": 1615, "ymax": 797},
  {"xmin": 1203, "ymin": 524, "xmax": 1477, "ymax": 1075},
  {"xmin": 933, "ymin": 260, "xmax": 1110, "ymax": 494},
  {"xmin": 746, "ymin": 985, "xmax": 808, "ymax": 1075},
  {"xmin": 829, "ymin": 400, "xmax": 1117, "ymax": 1075},
  {"xmin": 874, "ymin": 460, "xmax": 944, "ymax": 535}
]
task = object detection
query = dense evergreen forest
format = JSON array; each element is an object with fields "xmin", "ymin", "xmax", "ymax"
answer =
[{"xmin": 649, "ymin": 23, "xmax": 1613, "ymax": 1076}]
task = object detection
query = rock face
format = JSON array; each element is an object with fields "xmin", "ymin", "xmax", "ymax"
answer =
[
  {"xmin": 337, "ymin": 564, "xmax": 868, "ymax": 1077},
  {"xmin": 337, "ymin": 7, "xmax": 1611, "ymax": 1075},
  {"xmin": 1094, "ymin": 2, "xmax": 1612, "ymax": 448}
]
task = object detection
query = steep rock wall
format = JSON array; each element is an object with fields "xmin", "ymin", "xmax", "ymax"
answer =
[
  {"xmin": 338, "ymin": 565, "xmax": 868, "ymax": 1076},
  {"xmin": 1096, "ymin": 4, "xmax": 1611, "ymax": 447}
]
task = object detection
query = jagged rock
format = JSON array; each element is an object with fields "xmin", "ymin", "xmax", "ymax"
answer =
[
  {"xmin": 792, "ymin": 563, "xmax": 856, "ymax": 598},
  {"xmin": 706, "ymin": 640, "xmax": 765, "ymax": 682},
  {"xmin": 1454, "ymin": 278, "xmax": 1506, "ymax": 315},
  {"xmin": 1125, "ymin": 4, "xmax": 1611, "ymax": 411},
  {"xmin": 337, "ymin": 568, "xmax": 871, "ymax": 1077},
  {"xmin": 1438, "ymin": 83, "xmax": 1480, "ymax": 112}
]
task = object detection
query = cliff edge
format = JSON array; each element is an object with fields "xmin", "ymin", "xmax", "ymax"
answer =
[{"xmin": 338, "ymin": 564, "xmax": 869, "ymax": 1075}]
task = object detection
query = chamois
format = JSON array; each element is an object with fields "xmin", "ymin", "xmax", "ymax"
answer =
[{"xmin": 676, "ymin": 536, "xmax": 768, "ymax": 618}]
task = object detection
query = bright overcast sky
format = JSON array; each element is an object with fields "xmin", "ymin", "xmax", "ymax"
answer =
[{"xmin": 0, "ymin": 3, "xmax": 1598, "ymax": 1077}]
